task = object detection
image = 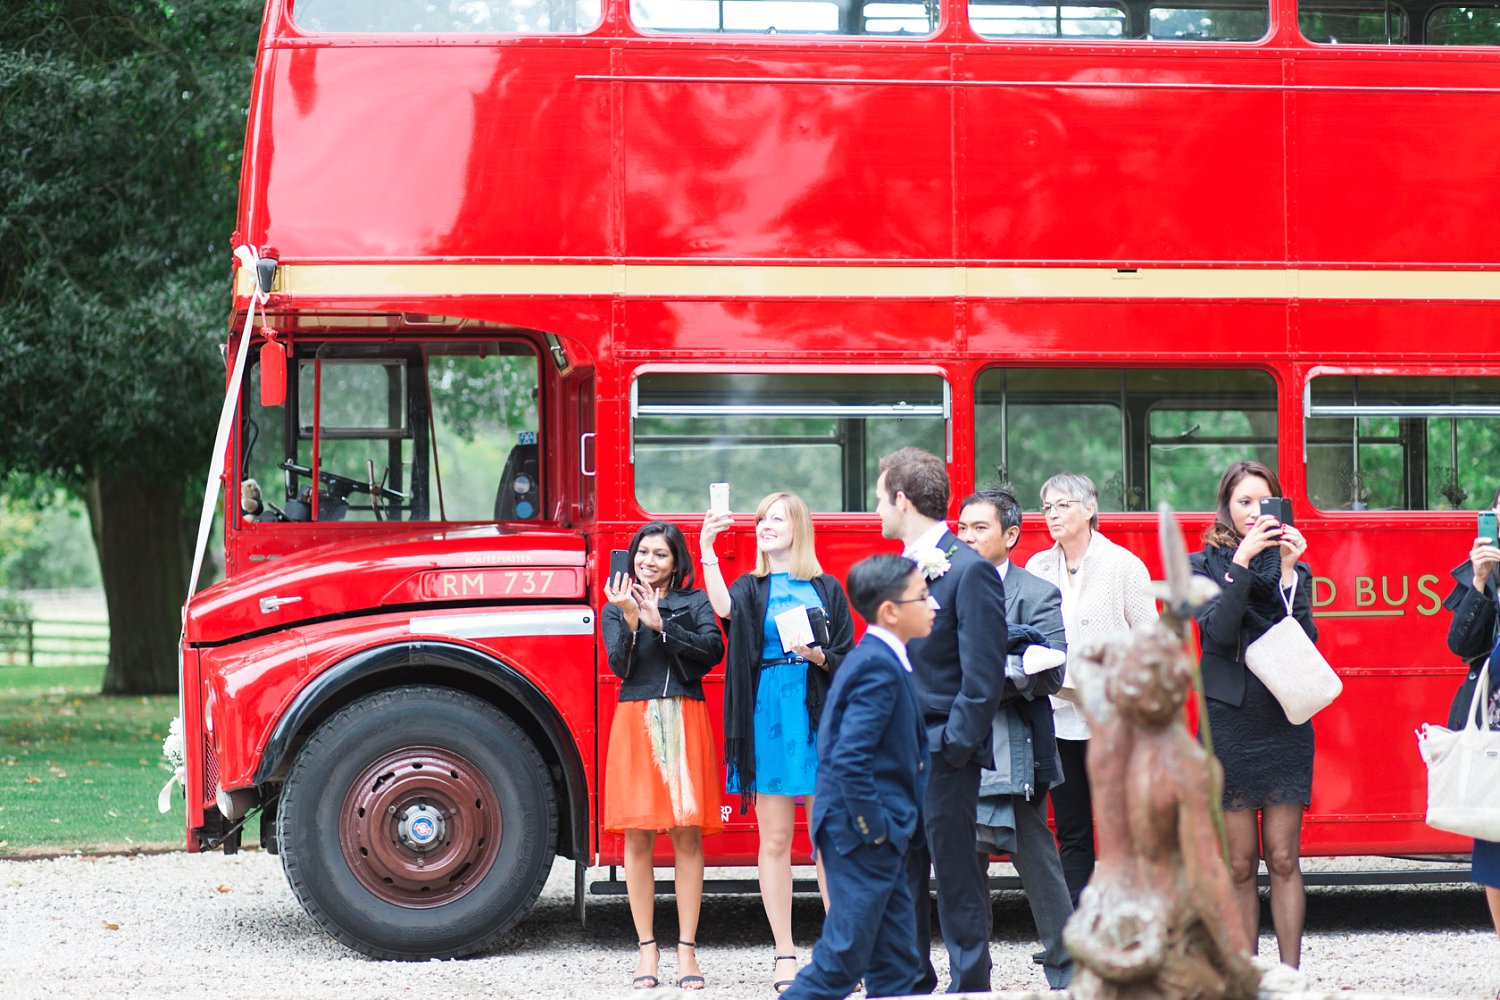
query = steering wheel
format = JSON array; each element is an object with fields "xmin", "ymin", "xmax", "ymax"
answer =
[{"xmin": 279, "ymin": 459, "xmax": 407, "ymax": 503}]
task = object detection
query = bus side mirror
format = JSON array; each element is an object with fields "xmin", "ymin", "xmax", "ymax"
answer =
[{"xmin": 259, "ymin": 341, "xmax": 287, "ymax": 408}]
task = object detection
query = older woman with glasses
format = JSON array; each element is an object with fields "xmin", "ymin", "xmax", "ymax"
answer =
[{"xmin": 1023, "ymin": 473, "xmax": 1158, "ymax": 906}]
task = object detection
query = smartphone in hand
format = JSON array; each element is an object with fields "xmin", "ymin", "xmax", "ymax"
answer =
[
  {"xmin": 608, "ymin": 548, "xmax": 632, "ymax": 581},
  {"xmin": 709, "ymin": 482, "xmax": 731, "ymax": 514},
  {"xmin": 1479, "ymin": 511, "xmax": 1498, "ymax": 545},
  {"xmin": 1259, "ymin": 496, "xmax": 1293, "ymax": 527}
]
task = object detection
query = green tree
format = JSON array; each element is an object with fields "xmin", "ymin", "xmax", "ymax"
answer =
[{"xmin": 0, "ymin": 1, "xmax": 259, "ymax": 693}]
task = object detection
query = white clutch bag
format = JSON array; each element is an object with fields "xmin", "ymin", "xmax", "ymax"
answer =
[
  {"xmin": 1243, "ymin": 586, "xmax": 1341, "ymax": 725},
  {"xmin": 1417, "ymin": 663, "xmax": 1500, "ymax": 841}
]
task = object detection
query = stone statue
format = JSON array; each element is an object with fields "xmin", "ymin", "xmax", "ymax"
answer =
[{"xmin": 1062, "ymin": 506, "xmax": 1262, "ymax": 1000}]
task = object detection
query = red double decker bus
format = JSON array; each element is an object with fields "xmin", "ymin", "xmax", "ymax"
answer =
[{"xmin": 184, "ymin": 0, "xmax": 1500, "ymax": 958}]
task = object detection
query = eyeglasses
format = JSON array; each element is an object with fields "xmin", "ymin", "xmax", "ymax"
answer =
[
  {"xmin": 1041, "ymin": 500, "xmax": 1082, "ymax": 515},
  {"xmin": 892, "ymin": 594, "xmax": 940, "ymax": 609}
]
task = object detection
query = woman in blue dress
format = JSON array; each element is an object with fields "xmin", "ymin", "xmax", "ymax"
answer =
[{"xmin": 701, "ymin": 491, "xmax": 854, "ymax": 992}]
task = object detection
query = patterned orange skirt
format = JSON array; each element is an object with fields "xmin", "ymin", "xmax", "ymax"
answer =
[{"xmin": 603, "ymin": 696, "xmax": 724, "ymax": 836}]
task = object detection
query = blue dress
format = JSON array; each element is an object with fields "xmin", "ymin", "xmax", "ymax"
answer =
[{"xmin": 730, "ymin": 573, "xmax": 824, "ymax": 797}]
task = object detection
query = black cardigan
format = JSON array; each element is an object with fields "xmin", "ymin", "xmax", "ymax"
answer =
[
  {"xmin": 1189, "ymin": 547, "xmax": 1317, "ymax": 708},
  {"xmin": 721, "ymin": 572, "xmax": 855, "ymax": 808},
  {"xmin": 601, "ymin": 588, "xmax": 724, "ymax": 703}
]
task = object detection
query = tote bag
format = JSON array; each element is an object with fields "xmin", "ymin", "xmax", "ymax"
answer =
[
  {"xmin": 1417, "ymin": 663, "xmax": 1500, "ymax": 841},
  {"xmin": 1243, "ymin": 585, "xmax": 1342, "ymax": 725}
]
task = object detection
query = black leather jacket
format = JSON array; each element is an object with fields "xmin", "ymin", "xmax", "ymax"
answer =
[{"xmin": 602, "ymin": 588, "xmax": 724, "ymax": 702}]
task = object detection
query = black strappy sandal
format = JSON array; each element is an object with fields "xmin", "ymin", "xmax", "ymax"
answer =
[
  {"xmin": 773, "ymin": 953, "xmax": 798, "ymax": 993},
  {"xmin": 677, "ymin": 940, "xmax": 706, "ymax": 990},
  {"xmin": 632, "ymin": 939, "xmax": 660, "ymax": 990}
]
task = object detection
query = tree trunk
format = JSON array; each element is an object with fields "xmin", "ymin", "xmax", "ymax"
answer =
[{"xmin": 87, "ymin": 473, "xmax": 194, "ymax": 695}]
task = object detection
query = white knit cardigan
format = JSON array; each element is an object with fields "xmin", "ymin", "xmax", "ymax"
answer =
[{"xmin": 1025, "ymin": 530, "xmax": 1159, "ymax": 740}]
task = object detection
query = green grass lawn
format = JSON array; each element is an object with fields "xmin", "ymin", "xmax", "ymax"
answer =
[{"xmin": 0, "ymin": 663, "xmax": 188, "ymax": 855}]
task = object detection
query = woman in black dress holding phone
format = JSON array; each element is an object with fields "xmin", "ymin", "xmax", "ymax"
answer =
[{"xmin": 1189, "ymin": 460, "xmax": 1316, "ymax": 969}]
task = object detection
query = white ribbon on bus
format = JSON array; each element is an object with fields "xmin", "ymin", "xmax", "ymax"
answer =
[{"xmin": 160, "ymin": 245, "xmax": 270, "ymax": 813}]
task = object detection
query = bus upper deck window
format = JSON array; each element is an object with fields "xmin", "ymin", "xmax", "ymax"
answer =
[
  {"xmin": 1299, "ymin": 1, "xmax": 1409, "ymax": 43},
  {"xmin": 1425, "ymin": 5, "xmax": 1500, "ymax": 43},
  {"xmin": 968, "ymin": 0, "xmax": 1265, "ymax": 40},
  {"xmin": 630, "ymin": 0, "xmax": 939, "ymax": 36},
  {"xmin": 292, "ymin": 0, "xmax": 604, "ymax": 35},
  {"xmin": 1146, "ymin": 4, "xmax": 1268, "ymax": 40},
  {"xmin": 968, "ymin": 2, "xmax": 1126, "ymax": 39}
]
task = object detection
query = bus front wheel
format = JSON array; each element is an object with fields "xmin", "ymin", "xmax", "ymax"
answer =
[{"xmin": 276, "ymin": 685, "xmax": 556, "ymax": 959}]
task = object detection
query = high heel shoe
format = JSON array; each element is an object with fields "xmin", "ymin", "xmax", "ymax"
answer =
[
  {"xmin": 632, "ymin": 939, "xmax": 660, "ymax": 990},
  {"xmin": 773, "ymin": 953, "xmax": 798, "ymax": 993},
  {"xmin": 676, "ymin": 940, "xmax": 706, "ymax": 990}
]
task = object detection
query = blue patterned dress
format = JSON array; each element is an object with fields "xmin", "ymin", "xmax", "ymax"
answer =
[{"xmin": 729, "ymin": 573, "xmax": 824, "ymax": 797}]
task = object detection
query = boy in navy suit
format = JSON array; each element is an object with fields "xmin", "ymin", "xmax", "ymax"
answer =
[{"xmin": 783, "ymin": 555, "xmax": 935, "ymax": 1000}]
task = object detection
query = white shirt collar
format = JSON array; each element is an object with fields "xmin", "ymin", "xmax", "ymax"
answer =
[
  {"xmin": 996, "ymin": 559, "xmax": 1011, "ymax": 582},
  {"xmin": 865, "ymin": 625, "xmax": 914, "ymax": 672},
  {"xmin": 903, "ymin": 520, "xmax": 950, "ymax": 558}
]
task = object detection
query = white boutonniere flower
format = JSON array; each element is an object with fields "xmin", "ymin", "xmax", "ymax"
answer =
[{"xmin": 912, "ymin": 546, "xmax": 952, "ymax": 581}]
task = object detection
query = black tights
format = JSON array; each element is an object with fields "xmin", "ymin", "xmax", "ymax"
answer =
[{"xmin": 1224, "ymin": 804, "xmax": 1305, "ymax": 968}]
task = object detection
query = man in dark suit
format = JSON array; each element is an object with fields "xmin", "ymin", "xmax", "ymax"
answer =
[
  {"xmin": 957, "ymin": 489, "xmax": 1075, "ymax": 990},
  {"xmin": 876, "ymin": 447, "xmax": 1007, "ymax": 993},
  {"xmin": 783, "ymin": 554, "xmax": 935, "ymax": 1000}
]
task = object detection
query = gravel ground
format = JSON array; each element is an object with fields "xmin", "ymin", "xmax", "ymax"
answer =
[{"xmin": 0, "ymin": 852, "xmax": 1495, "ymax": 1000}]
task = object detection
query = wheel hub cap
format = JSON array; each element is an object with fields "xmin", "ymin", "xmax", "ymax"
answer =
[
  {"xmin": 339, "ymin": 746, "xmax": 502, "ymax": 908},
  {"xmin": 397, "ymin": 804, "xmax": 446, "ymax": 851}
]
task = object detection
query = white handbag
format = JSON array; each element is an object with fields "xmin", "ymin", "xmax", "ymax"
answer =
[
  {"xmin": 1417, "ymin": 663, "xmax": 1500, "ymax": 841},
  {"xmin": 1243, "ymin": 585, "xmax": 1342, "ymax": 725}
]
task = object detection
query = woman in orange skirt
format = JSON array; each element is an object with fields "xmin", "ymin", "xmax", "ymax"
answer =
[{"xmin": 602, "ymin": 521, "xmax": 725, "ymax": 990}]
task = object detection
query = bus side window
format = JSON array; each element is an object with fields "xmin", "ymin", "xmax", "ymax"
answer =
[
  {"xmin": 631, "ymin": 371, "xmax": 948, "ymax": 513},
  {"xmin": 1306, "ymin": 374, "xmax": 1500, "ymax": 511},
  {"xmin": 974, "ymin": 367, "xmax": 1277, "ymax": 513}
]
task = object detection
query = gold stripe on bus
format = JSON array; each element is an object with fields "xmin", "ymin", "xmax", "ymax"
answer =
[
  {"xmin": 623, "ymin": 264, "xmax": 961, "ymax": 297},
  {"xmin": 963, "ymin": 266, "xmax": 1293, "ymax": 299},
  {"xmin": 242, "ymin": 263, "xmax": 617, "ymax": 298},
  {"xmin": 235, "ymin": 263, "xmax": 1500, "ymax": 301},
  {"xmin": 1296, "ymin": 269, "xmax": 1500, "ymax": 301}
]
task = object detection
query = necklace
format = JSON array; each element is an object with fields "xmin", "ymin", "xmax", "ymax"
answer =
[{"xmin": 1067, "ymin": 565, "xmax": 1079, "ymax": 575}]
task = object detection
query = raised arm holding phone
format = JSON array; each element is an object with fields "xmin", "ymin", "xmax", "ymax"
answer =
[
  {"xmin": 1439, "ymin": 485, "xmax": 1500, "ymax": 944},
  {"xmin": 698, "ymin": 489, "xmax": 854, "ymax": 993}
]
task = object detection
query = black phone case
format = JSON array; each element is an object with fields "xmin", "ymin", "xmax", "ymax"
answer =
[
  {"xmin": 608, "ymin": 549, "xmax": 631, "ymax": 580},
  {"xmin": 807, "ymin": 606, "xmax": 831, "ymax": 647},
  {"xmin": 1259, "ymin": 497, "xmax": 1294, "ymax": 526}
]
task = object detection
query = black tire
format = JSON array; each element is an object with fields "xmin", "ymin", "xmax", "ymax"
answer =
[{"xmin": 276, "ymin": 685, "xmax": 556, "ymax": 959}]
